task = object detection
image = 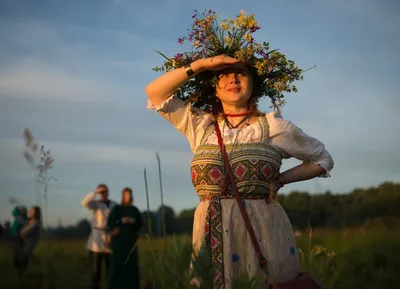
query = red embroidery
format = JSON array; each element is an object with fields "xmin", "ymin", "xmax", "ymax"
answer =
[
  {"xmin": 234, "ymin": 164, "xmax": 247, "ymax": 179},
  {"xmin": 263, "ymin": 166, "xmax": 271, "ymax": 177},
  {"xmin": 211, "ymin": 236, "xmax": 217, "ymax": 248},
  {"xmin": 191, "ymin": 169, "xmax": 198, "ymax": 182},
  {"xmin": 208, "ymin": 167, "xmax": 222, "ymax": 182}
]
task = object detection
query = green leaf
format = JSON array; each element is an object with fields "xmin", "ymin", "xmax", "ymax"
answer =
[{"xmin": 155, "ymin": 50, "xmax": 172, "ymax": 61}]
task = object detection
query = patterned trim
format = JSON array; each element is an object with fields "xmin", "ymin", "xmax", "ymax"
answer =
[
  {"xmin": 204, "ymin": 197, "xmax": 225, "ymax": 289},
  {"xmin": 199, "ymin": 194, "xmax": 268, "ymax": 202}
]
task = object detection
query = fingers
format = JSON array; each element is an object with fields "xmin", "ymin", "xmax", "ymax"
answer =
[
  {"xmin": 204, "ymin": 54, "xmax": 241, "ymax": 71},
  {"xmin": 225, "ymin": 57, "xmax": 240, "ymax": 64},
  {"xmin": 218, "ymin": 55, "xmax": 240, "ymax": 66},
  {"xmin": 269, "ymin": 181, "xmax": 282, "ymax": 200}
]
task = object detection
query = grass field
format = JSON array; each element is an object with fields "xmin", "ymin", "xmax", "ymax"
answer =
[{"xmin": 1, "ymin": 229, "xmax": 399, "ymax": 289}]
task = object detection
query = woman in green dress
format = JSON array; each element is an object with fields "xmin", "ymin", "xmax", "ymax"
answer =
[{"xmin": 107, "ymin": 187, "xmax": 143, "ymax": 289}]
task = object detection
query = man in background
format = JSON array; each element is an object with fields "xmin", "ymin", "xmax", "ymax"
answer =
[{"xmin": 82, "ymin": 184, "xmax": 116, "ymax": 289}]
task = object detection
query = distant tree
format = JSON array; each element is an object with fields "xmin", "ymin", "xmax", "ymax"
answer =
[
  {"xmin": 177, "ymin": 208, "xmax": 196, "ymax": 235},
  {"xmin": 75, "ymin": 219, "xmax": 91, "ymax": 237},
  {"xmin": 178, "ymin": 208, "xmax": 196, "ymax": 218},
  {"xmin": 156, "ymin": 205, "xmax": 176, "ymax": 234},
  {"xmin": 157, "ymin": 205, "xmax": 176, "ymax": 218}
]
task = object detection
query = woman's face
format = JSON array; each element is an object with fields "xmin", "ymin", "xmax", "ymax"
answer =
[
  {"xmin": 215, "ymin": 64, "xmax": 253, "ymax": 107},
  {"xmin": 28, "ymin": 208, "xmax": 35, "ymax": 219},
  {"xmin": 122, "ymin": 190, "xmax": 132, "ymax": 205}
]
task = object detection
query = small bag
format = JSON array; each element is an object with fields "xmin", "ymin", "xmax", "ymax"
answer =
[{"xmin": 214, "ymin": 121, "xmax": 323, "ymax": 289}]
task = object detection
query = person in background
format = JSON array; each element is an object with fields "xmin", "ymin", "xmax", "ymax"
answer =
[
  {"xmin": 10, "ymin": 205, "xmax": 28, "ymax": 238},
  {"xmin": 107, "ymin": 187, "xmax": 143, "ymax": 289},
  {"xmin": 11, "ymin": 205, "xmax": 28, "ymax": 278},
  {"xmin": 82, "ymin": 184, "xmax": 116, "ymax": 289},
  {"xmin": 13, "ymin": 206, "xmax": 42, "ymax": 278}
]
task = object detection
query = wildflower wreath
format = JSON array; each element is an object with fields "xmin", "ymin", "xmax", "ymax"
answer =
[{"xmin": 153, "ymin": 9, "xmax": 304, "ymax": 111}]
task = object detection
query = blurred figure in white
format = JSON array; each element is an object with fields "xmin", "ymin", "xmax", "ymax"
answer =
[{"xmin": 82, "ymin": 184, "xmax": 116, "ymax": 289}]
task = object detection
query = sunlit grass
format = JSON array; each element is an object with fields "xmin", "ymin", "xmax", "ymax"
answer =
[{"xmin": 1, "ymin": 229, "xmax": 399, "ymax": 289}]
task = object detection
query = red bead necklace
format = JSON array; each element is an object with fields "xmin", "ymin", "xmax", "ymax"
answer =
[{"xmin": 223, "ymin": 111, "xmax": 251, "ymax": 117}]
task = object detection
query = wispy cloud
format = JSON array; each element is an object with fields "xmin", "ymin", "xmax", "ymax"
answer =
[
  {"xmin": 0, "ymin": 57, "xmax": 116, "ymax": 102},
  {"xmin": 0, "ymin": 138, "xmax": 193, "ymax": 174}
]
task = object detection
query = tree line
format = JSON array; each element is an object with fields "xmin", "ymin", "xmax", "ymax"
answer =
[{"xmin": 1, "ymin": 181, "xmax": 399, "ymax": 241}]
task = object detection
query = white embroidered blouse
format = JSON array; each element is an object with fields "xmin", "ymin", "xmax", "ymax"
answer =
[{"xmin": 148, "ymin": 94, "xmax": 334, "ymax": 177}]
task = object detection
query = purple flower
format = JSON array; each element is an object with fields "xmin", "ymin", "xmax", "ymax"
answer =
[
  {"xmin": 177, "ymin": 38, "xmax": 185, "ymax": 45},
  {"xmin": 232, "ymin": 254, "xmax": 240, "ymax": 263},
  {"xmin": 257, "ymin": 49, "xmax": 269, "ymax": 59},
  {"xmin": 250, "ymin": 25, "xmax": 260, "ymax": 33},
  {"xmin": 174, "ymin": 53, "xmax": 183, "ymax": 62}
]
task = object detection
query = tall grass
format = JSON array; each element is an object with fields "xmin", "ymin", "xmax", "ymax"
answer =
[{"xmin": 1, "ymin": 229, "xmax": 399, "ymax": 289}]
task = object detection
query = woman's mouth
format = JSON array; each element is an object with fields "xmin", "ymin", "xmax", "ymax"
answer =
[{"xmin": 228, "ymin": 88, "xmax": 241, "ymax": 93}]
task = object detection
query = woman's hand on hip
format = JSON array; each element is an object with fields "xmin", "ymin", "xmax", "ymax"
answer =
[{"xmin": 269, "ymin": 174, "xmax": 288, "ymax": 201}]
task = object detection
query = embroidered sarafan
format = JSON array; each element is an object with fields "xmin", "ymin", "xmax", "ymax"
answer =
[{"xmin": 190, "ymin": 116, "xmax": 296, "ymax": 288}]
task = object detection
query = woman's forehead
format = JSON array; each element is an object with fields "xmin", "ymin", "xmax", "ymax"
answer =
[{"xmin": 218, "ymin": 64, "xmax": 251, "ymax": 75}]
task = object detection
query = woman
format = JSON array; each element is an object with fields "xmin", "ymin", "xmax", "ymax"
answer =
[
  {"xmin": 145, "ymin": 10, "xmax": 334, "ymax": 289},
  {"xmin": 13, "ymin": 206, "xmax": 42, "ymax": 278},
  {"xmin": 107, "ymin": 187, "xmax": 143, "ymax": 289}
]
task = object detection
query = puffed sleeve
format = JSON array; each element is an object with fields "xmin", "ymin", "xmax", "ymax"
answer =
[
  {"xmin": 147, "ymin": 94, "xmax": 211, "ymax": 152},
  {"xmin": 266, "ymin": 112, "xmax": 334, "ymax": 177}
]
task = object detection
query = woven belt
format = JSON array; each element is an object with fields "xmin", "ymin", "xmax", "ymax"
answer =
[{"xmin": 199, "ymin": 194, "xmax": 268, "ymax": 202}]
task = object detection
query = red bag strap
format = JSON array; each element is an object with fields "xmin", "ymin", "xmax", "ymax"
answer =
[{"xmin": 214, "ymin": 121, "xmax": 268, "ymax": 269}]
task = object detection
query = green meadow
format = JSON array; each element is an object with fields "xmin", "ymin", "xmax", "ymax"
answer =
[{"xmin": 1, "ymin": 229, "xmax": 399, "ymax": 289}]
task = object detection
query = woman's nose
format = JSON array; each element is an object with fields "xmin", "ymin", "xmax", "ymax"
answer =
[{"xmin": 228, "ymin": 73, "xmax": 240, "ymax": 83}]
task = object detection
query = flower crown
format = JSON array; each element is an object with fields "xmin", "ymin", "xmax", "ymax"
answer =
[{"xmin": 153, "ymin": 9, "xmax": 304, "ymax": 111}]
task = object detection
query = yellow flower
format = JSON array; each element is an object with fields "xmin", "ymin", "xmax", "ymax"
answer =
[
  {"xmin": 245, "ymin": 14, "xmax": 257, "ymax": 29},
  {"xmin": 254, "ymin": 60, "xmax": 267, "ymax": 75},
  {"xmin": 244, "ymin": 33, "xmax": 253, "ymax": 43},
  {"xmin": 220, "ymin": 20, "xmax": 230, "ymax": 31},
  {"xmin": 236, "ymin": 10, "xmax": 247, "ymax": 27}
]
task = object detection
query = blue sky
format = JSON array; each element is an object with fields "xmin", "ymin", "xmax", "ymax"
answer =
[{"xmin": 0, "ymin": 0, "xmax": 399, "ymax": 226}]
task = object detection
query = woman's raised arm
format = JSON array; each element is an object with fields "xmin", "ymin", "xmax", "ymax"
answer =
[{"xmin": 145, "ymin": 55, "xmax": 240, "ymax": 107}]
